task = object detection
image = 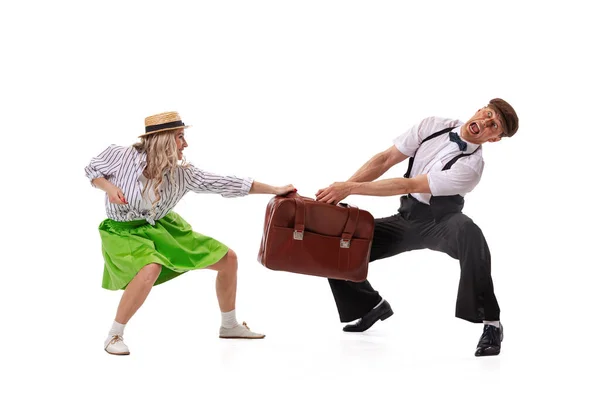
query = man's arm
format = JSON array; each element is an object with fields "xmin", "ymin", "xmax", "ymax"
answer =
[
  {"xmin": 316, "ymin": 174, "xmax": 429, "ymax": 204},
  {"xmin": 350, "ymin": 174, "xmax": 430, "ymax": 196},
  {"xmin": 347, "ymin": 145, "xmax": 409, "ymax": 183},
  {"xmin": 316, "ymin": 146, "xmax": 415, "ymax": 203}
]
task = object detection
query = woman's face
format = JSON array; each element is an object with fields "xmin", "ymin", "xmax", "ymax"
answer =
[{"xmin": 174, "ymin": 129, "xmax": 188, "ymax": 160}]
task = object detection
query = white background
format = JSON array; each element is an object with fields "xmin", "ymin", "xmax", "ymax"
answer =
[{"xmin": 1, "ymin": 1, "xmax": 599, "ymax": 399}]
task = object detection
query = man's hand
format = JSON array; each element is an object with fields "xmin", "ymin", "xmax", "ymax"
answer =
[{"xmin": 316, "ymin": 182, "xmax": 356, "ymax": 204}]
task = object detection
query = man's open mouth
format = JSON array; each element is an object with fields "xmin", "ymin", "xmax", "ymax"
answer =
[{"xmin": 469, "ymin": 122, "xmax": 480, "ymax": 134}]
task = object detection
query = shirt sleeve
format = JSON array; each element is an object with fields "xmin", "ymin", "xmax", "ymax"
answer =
[
  {"xmin": 393, "ymin": 118, "xmax": 429, "ymax": 157},
  {"xmin": 183, "ymin": 164, "xmax": 254, "ymax": 197},
  {"xmin": 85, "ymin": 145, "xmax": 125, "ymax": 187},
  {"xmin": 393, "ymin": 116, "xmax": 462, "ymax": 157},
  {"xmin": 427, "ymin": 159, "xmax": 484, "ymax": 196}
]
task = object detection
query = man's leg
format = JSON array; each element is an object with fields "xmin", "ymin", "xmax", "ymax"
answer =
[
  {"xmin": 421, "ymin": 213, "xmax": 499, "ymax": 322},
  {"xmin": 421, "ymin": 213, "xmax": 502, "ymax": 356},
  {"xmin": 328, "ymin": 279, "xmax": 383, "ymax": 323},
  {"xmin": 328, "ymin": 213, "xmax": 421, "ymax": 325}
]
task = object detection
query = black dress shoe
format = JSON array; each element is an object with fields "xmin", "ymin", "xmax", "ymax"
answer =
[
  {"xmin": 343, "ymin": 300, "xmax": 394, "ymax": 332},
  {"xmin": 475, "ymin": 322, "xmax": 503, "ymax": 357}
]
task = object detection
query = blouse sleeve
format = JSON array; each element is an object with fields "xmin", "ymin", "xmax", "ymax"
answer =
[
  {"xmin": 183, "ymin": 164, "xmax": 254, "ymax": 197},
  {"xmin": 84, "ymin": 145, "xmax": 125, "ymax": 186}
]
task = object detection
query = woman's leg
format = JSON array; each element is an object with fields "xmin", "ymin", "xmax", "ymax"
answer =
[
  {"xmin": 115, "ymin": 263, "xmax": 162, "ymax": 323},
  {"xmin": 206, "ymin": 249, "xmax": 264, "ymax": 339},
  {"xmin": 105, "ymin": 263, "xmax": 162, "ymax": 355},
  {"xmin": 205, "ymin": 249, "xmax": 238, "ymax": 312}
]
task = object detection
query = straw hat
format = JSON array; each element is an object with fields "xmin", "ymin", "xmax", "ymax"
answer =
[{"xmin": 140, "ymin": 111, "xmax": 191, "ymax": 137}]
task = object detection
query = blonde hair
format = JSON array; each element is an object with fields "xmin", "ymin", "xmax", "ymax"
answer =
[{"xmin": 132, "ymin": 129, "xmax": 188, "ymax": 209}]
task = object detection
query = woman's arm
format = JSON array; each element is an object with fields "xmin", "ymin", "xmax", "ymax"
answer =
[
  {"xmin": 91, "ymin": 177, "xmax": 128, "ymax": 204},
  {"xmin": 249, "ymin": 181, "xmax": 296, "ymax": 195},
  {"xmin": 184, "ymin": 165, "xmax": 295, "ymax": 197}
]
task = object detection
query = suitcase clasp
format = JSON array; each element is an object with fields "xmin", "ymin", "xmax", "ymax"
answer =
[
  {"xmin": 340, "ymin": 238, "xmax": 351, "ymax": 248},
  {"xmin": 293, "ymin": 230, "xmax": 304, "ymax": 240}
]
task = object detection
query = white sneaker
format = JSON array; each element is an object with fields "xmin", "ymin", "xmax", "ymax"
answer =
[
  {"xmin": 104, "ymin": 335, "xmax": 130, "ymax": 355},
  {"xmin": 219, "ymin": 321, "xmax": 265, "ymax": 339}
]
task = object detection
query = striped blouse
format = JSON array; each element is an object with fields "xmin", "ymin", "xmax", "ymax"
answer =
[{"xmin": 85, "ymin": 145, "xmax": 254, "ymax": 225}]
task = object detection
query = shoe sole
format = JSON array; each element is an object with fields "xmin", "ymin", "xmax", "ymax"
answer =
[
  {"xmin": 105, "ymin": 349, "xmax": 130, "ymax": 355},
  {"xmin": 219, "ymin": 335, "xmax": 266, "ymax": 339},
  {"xmin": 474, "ymin": 348, "xmax": 501, "ymax": 357},
  {"xmin": 380, "ymin": 309, "xmax": 394, "ymax": 321}
]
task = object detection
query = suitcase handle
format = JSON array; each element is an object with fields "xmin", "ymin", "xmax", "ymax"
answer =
[
  {"xmin": 291, "ymin": 195, "xmax": 360, "ymax": 248},
  {"xmin": 338, "ymin": 200, "xmax": 358, "ymax": 244},
  {"xmin": 293, "ymin": 196, "xmax": 306, "ymax": 240},
  {"xmin": 340, "ymin": 205, "xmax": 359, "ymax": 248}
]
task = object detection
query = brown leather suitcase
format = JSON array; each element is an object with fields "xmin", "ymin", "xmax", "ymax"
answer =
[{"xmin": 257, "ymin": 192, "xmax": 375, "ymax": 282}]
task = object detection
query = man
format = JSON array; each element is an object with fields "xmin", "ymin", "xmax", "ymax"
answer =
[{"xmin": 316, "ymin": 98, "xmax": 519, "ymax": 356}]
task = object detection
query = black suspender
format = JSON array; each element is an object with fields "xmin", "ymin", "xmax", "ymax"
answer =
[
  {"xmin": 404, "ymin": 127, "xmax": 455, "ymax": 178},
  {"xmin": 442, "ymin": 147, "xmax": 481, "ymax": 171},
  {"xmin": 403, "ymin": 126, "xmax": 480, "ymax": 177}
]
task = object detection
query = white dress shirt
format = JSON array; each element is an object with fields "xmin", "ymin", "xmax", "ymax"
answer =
[
  {"xmin": 394, "ymin": 116, "xmax": 484, "ymax": 205},
  {"xmin": 85, "ymin": 145, "xmax": 254, "ymax": 224}
]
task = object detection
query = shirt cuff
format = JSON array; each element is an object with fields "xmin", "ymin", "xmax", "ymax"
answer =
[
  {"xmin": 241, "ymin": 177, "xmax": 254, "ymax": 195},
  {"xmin": 86, "ymin": 171, "xmax": 104, "ymax": 187},
  {"xmin": 394, "ymin": 141, "xmax": 413, "ymax": 158},
  {"xmin": 426, "ymin": 174, "xmax": 439, "ymax": 196},
  {"xmin": 220, "ymin": 176, "xmax": 254, "ymax": 197}
]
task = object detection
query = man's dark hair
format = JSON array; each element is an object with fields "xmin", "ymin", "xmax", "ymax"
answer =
[{"xmin": 488, "ymin": 98, "xmax": 519, "ymax": 137}]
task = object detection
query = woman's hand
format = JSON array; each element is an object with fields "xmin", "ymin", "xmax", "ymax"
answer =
[
  {"xmin": 273, "ymin": 184, "xmax": 297, "ymax": 196},
  {"xmin": 92, "ymin": 177, "xmax": 128, "ymax": 204},
  {"xmin": 107, "ymin": 185, "xmax": 128, "ymax": 204}
]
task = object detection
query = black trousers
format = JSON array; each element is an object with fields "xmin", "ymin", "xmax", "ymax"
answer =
[{"xmin": 328, "ymin": 196, "xmax": 500, "ymax": 323}]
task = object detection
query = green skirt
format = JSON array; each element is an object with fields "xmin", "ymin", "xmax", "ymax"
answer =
[{"xmin": 98, "ymin": 211, "xmax": 229, "ymax": 290}]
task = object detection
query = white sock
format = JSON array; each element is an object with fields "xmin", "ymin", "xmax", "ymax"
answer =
[
  {"xmin": 109, "ymin": 321, "xmax": 126, "ymax": 337},
  {"xmin": 483, "ymin": 320, "xmax": 500, "ymax": 328},
  {"xmin": 373, "ymin": 299, "xmax": 385, "ymax": 309},
  {"xmin": 221, "ymin": 310, "xmax": 238, "ymax": 329}
]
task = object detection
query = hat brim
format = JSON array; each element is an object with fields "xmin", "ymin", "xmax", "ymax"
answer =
[{"xmin": 139, "ymin": 125, "xmax": 192, "ymax": 137}]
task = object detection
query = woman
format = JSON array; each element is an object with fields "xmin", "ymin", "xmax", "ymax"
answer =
[{"xmin": 85, "ymin": 111, "xmax": 295, "ymax": 355}]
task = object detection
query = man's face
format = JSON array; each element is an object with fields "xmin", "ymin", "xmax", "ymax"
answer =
[{"xmin": 461, "ymin": 106, "xmax": 505, "ymax": 145}]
